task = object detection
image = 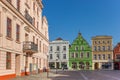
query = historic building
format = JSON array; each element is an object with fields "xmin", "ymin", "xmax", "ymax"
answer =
[
  {"xmin": 0, "ymin": 0, "xmax": 49, "ymax": 80},
  {"xmin": 113, "ymin": 43, "xmax": 120, "ymax": 70},
  {"xmin": 92, "ymin": 36, "xmax": 113, "ymax": 70},
  {"xmin": 49, "ymin": 38, "xmax": 69, "ymax": 69},
  {"xmin": 69, "ymin": 33, "xmax": 92, "ymax": 70}
]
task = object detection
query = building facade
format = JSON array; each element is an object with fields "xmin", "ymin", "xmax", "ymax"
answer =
[
  {"xmin": 49, "ymin": 38, "xmax": 69, "ymax": 69},
  {"xmin": 0, "ymin": 0, "xmax": 49, "ymax": 80},
  {"xmin": 113, "ymin": 43, "xmax": 120, "ymax": 70},
  {"xmin": 69, "ymin": 33, "xmax": 92, "ymax": 70},
  {"xmin": 92, "ymin": 36, "xmax": 113, "ymax": 70}
]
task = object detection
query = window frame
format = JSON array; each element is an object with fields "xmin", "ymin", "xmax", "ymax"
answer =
[
  {"xmin": 16, "ymin": 24, "xmax": 20, "ymax": 42},
  {"xmin": 7, "ymin": 17, "xmax": 12, "ymax": 38}
]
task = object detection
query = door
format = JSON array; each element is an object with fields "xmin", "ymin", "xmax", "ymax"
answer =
[
  {"xmin": 94, "ymin": 63, "xmax": 99, "ymax": 70},
  {"xmin": 56, "ymin": 62, "xmax": 59, "ymax": 69},
  {"xmin": 114, "ymin": 63, "xmax": 119, "ymax": 70}
]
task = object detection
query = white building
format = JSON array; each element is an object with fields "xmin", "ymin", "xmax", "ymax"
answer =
[
  {"xmin": 0, "ymin": 0, "xmax": 49, "ymax": 80},
  {"xmin": 49, "ymin": 38, "xmax": 69, "ymax": 69}
]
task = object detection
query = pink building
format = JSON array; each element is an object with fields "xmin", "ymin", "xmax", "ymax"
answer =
[{"xmin": 0, "ymin": 0, "xmax": 49, "ymax": 80}]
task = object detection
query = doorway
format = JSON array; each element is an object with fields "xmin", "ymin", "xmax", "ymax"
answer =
[
  {"xmin": 94, "ymin": 63, "xmax": 99, "ymax": 70},
  {"xmin": 114, "ymin": 63, "xmax": 119, "ymax": 70},
  {"xmin": 56, "ymin": 62, "xmax": 59, "ymax": 69}
]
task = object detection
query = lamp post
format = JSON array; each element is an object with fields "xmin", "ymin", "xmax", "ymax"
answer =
[{"xmin": 56, "ymin": 58, "xmax": 58, "ymax": 74}]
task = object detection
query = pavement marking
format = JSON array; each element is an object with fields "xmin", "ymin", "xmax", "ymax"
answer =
[
  {"xmin": 98, "ymin": 72, "xmax": 120, "ymax": 80},
  {"xmin": 80, "ymin": 73, "xmax": 88, "ymax": 80}
]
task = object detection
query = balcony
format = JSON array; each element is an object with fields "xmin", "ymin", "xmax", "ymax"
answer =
[
  {"xmin": 23, "ymin": 41, "xmax": 38, "ymax": 53},
  {"xmin": 25, "ymin": 12, "xmax": 33, "ymax": 25}
]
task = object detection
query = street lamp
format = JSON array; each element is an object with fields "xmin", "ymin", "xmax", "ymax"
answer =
[
  {"xmin": 47, "ymin": 55, "xmax": 49, "ymax": 78},
  {"xmin": 56, "ymin": 58, "xmax": 58, "ymax": 74}
]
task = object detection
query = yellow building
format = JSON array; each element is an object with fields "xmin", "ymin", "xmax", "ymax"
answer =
[
  {"xmin": 0, "ymin": 0, "xmax": 49, "ymax": 80},
  {"xmin": 92, "ymin": 36, "xmax": 113, "ymax": 70}
]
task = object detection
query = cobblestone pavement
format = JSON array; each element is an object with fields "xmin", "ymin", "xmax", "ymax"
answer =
[{"xmin": 11, "ymin": 70, "xmax": 120, "ymax": 80}]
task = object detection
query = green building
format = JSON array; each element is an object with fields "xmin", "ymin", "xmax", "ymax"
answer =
[{"xmin": 69, "ymin": 33, "xmax": 92, "ymax": 70}]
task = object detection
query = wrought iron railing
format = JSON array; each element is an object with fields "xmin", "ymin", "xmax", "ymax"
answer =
[{"xmin": 23, "ymin": 41, "xmax": 38, "ymax": 53}]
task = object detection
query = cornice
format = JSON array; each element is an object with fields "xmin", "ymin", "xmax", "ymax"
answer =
[{"xmin": 1, "ymin": 0, "xmax": 49, "ymax": 43}]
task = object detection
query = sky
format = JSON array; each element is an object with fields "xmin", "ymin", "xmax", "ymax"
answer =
[{"xmin": 42, "ymin": 0, "xmax": 120, "ymax": 46}]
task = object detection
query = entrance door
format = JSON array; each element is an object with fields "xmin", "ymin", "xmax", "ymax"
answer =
[
  {"xmin": 94, "ymin": 63, "xmax": 99, "ymax": 70},
  {"xmin": 114, "ymin": 63, "xmax": 119, "ymax": 70},
  {"xmin": 15, "ymin": 54, "xmax": 20, "ymax": 76},
  {"xmin": 72, "ymin": 62, "xmax": 77, "ymax": 69},
  {"xmin": 56, "ymin": 62, "xmax": 59, "ymax": 69},
  {"xmin": 86, "ymin": 62, "xmax": 90, "ymax": 70}
]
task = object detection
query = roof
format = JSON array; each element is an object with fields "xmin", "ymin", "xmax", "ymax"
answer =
[{"xmin": 55, "ymin": 37, "xmax": 63, "ymax": 40}]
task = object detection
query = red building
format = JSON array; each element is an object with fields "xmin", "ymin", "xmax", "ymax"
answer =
[{"xmin": 113, "ymin": 43, "xmax": 120, "ymax": 70}]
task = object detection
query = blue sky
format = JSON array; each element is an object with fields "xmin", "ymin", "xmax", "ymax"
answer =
[{"xmin": 43, "ymin": 0, "xmax": 120, "ymax": 46}]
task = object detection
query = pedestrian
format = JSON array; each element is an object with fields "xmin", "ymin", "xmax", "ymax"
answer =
[{"xmin": 62, "ymin": 66, "xmax": 64, "ymax": 71}]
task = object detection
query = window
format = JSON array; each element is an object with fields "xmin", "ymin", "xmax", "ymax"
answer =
[
  {"xmin": 75, "ymin": 53, "xmax": 78, "ymax": 58},
  {"xmin": 56, "ymin": 46, "xmax": 60, "ymax": 51},
  {"xmin": 33, "ymin": 2, "xmax": 35, "ymax": 11},
  {"xmin": 6, "ymin": 52, "xmax": 11, "ymax": 69},
  {"xmin": 94, "ymin": 41, "xmax": 97, "ymax": 44},
  {"xmin": 36, "ymin": 39, "xmax": 38, "ymax": 45},
  {"xmin": 107, "ymin": 41, "xmax": 110, "ymax": 44},
  {"xmin": 32, "ymin": 57, "xmax": 35, "ymax": 64},
  {"xmin": 57, "ymin": 54, "xmax": 59, "ymax": 59},
  {"xmin": 80, "ymin": 52, "xmax": 83, "ymax": 58},
  {"xmin": 37, "ymin": 8, "xmax": 39, "ymax": 15},
  {"xmin": 81, "ymin": 46, "xmax": 84, "ymax": 50},
  {"xmin": 98, "ymin": 54, "xmax": 101, "ymax": 60},
  {"xmin": 71, "ymin": 53, "xmax": 74, "ymax": 58},
  {"xmin": 63, "ymin": 46, "xmax": 66, "ymax": 51},
  {"xmin": 33, "ymin": 36, "xmax": 35, "ymax": 43},
  {"xmin": 37, "ymin": 22, "xmax": 39, "ymax": 29},
  {"xmin": 108, "ymin": 54, "xmax": 111, "ymax": 59},
  {"xmin": 94, "ymin": 54, "xmax": 97, "ymax": 60},
  {"xmin": 33, "ymin": 17, "xmax": 35, "ymax": 26},
  {"xmin": 7, "ymin": 17, "xmax": 12, "ymax": 38},
  {"xmin": 94, "ymin": 46, "xmax": 97, "ymax": 51},
  {"xmin": 98, "ymin": 46, "xmax": 101, "ymax": 51},
  {"xmin": 17, "ymin": 0, "xmax": 20, "ymax": 11},
  {"xmin": 108, "ymin": 46, "xmax": 110, "ymax": 50},
  {"xmin": 63, "ymin": 54, "xmax": 66, "ymax": 59},
  {"xmin": 116, "ymin": 54, "xmax": 120, "ymax": 59},
  {"xmin": 75, "ymin": 46, "xmax": 79, "ymax": 51},
  {"xmin": 16, "ymin": 24, "xmax": 20, "ymax": 41},
  {"xmin": 103, "ymin": 41, "xmax": 105, "ymax": 44},
  {"xmin": 7, "ymin": 0, "xmax": 11, "ymax": 3},
  {"xmin": 102, "ymin": 54, "xmax": 105, "ymax": 60},
  {"xmin": 98, "ymin": 41, "xmax": 101, "ymax": 44},
  {"xmin": 50, "ymin": 46, "xmax": 52, "ymax": 52},
  {"xmin": 50, "ymin": 54, "xmax": 52, "ymax": 59},
  {"xmin": 86, "ymin": 52, "xmax": 90, "ymax": 58},
  {"xmin": 39, "ymin": 41, "xmax": 41, "ymax": 52},
  {"xmin": 102, "ymin": 46, "xmax": 105, "ymax": 51}
]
